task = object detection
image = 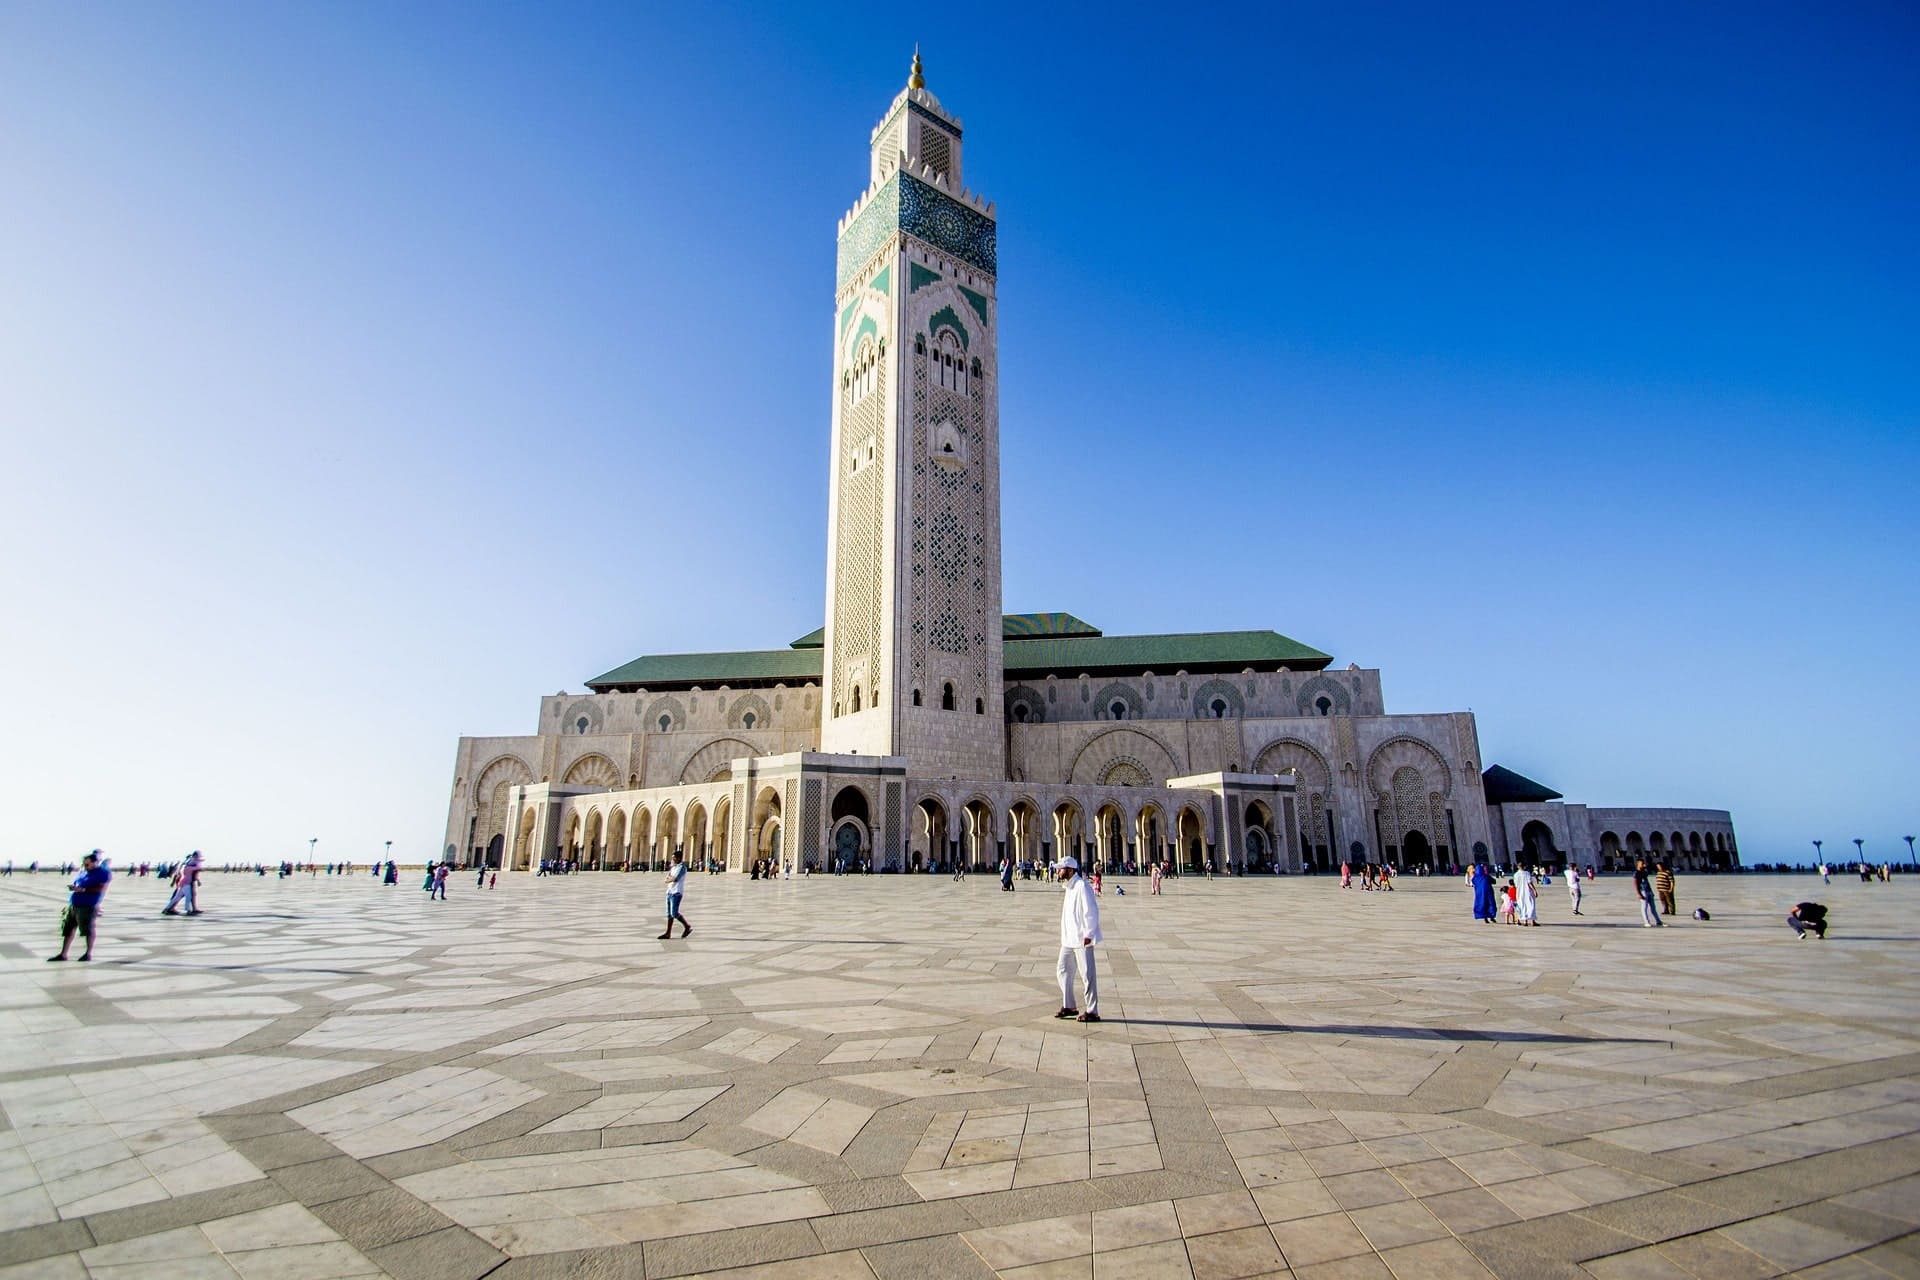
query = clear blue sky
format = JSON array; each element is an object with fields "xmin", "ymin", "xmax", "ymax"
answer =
[{"xmin": 2, "ymin": 3, "xmax": 1914, "ymax": 867}]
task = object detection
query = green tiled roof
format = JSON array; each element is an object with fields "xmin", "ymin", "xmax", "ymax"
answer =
[
  {"xmin": 791, "ymin": 613, "xmax": 1101, "ymax": 649},
  {"xmin": 587, "ymin": 648, "xmax": 822, "ymax": 691},
  {"xmin": 1004, "ymin": 630, "xmax": 1331, "ymax": 678},
  {"xmin": 1001, "ymin": 612, "xmax": 1101, "ymax": 638},
  {"xmin": 1481, "ymin": 765, "xmax": 1564, "ymax": 805},
  {"xmin": 595, "ymin": 623, "xmax": 1331, "ymax": 691}
]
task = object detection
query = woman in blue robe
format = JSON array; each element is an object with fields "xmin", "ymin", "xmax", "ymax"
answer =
[{"xmin": 1471, "ymin": 863, "xmax": 1497, "ymax": 922}]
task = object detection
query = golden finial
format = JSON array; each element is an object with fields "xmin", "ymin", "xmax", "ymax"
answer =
[{"xmin": 909, "ymin": 46, "xmax": 924, "ymax": 90}]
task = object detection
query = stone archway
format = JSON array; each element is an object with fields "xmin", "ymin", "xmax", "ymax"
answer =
[
  {"xmin": 914, "ymin": 795, "xmax": 948, "ymax": 874},
  {"xmin": 1520, "ymin": 820, "xmax": 1559, "ymax": 870},
  {"xmin": 514, "ymin": 806, "xmax": 538, "ymax": 871},
  {"xmin": 751, "ymin": 787, "xmax": 783, "ymax": 870},
  {"xmin": 832, "ymin": 818, "xmax": 870, "ymax": 871},
  {"xmin": 962, "ymin": 798, "xmax": 995, "ymax": 871},
  {"xmin": 473, "ymin": 756, "xmax": 534, "ymax": 865},
  {"xmin": 1243, "ymin": 799, "xmax": 1278, "ymax": 873},
  {"xmin": 607, "ymin": 808, "xmax": 628, "ymax": 871},
  {"xmin": 1177, "ymin": 806, "xmax": 1206, "ymax": 873}
]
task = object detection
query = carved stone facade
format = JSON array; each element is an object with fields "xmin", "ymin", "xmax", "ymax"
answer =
[{"xmin": 441, "ymin": 60, "xmax": 1736, "ymax": 876}]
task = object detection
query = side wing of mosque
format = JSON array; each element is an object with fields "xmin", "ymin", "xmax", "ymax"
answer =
[{"xmin": 443, "ymin": 58, "xmax": 1738, "ymax": 879}]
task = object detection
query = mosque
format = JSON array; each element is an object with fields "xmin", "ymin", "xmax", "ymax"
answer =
[{"xmin": 442, "ymin": 58, "xmax": 1738, "ymax": 879}]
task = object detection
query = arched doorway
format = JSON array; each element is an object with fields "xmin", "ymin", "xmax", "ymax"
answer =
[
  {"xmin": 1135, "ymin": 803, "xmax": 1164, "ymax": 872},
  {"xmin": 713, "ymin": 795, "xmax": 733, "ymax": 871},
  {"xmin": 685, "ymin": 802, "xmax": 709, "ymax": 871},
  {"xmin": 657, "ymin": 805, "xmax": 679, "ymax": 866},
  {"xmin": 1051, "ymin": 801, "xmax": 1084, "ymax": 866},
  {"xmin": 751, "ymin": 787, "xmax": 783, "ymax": 871},
  {"xmin": 836, "ymin": 786, "xmax": 874, "ymax": 872},
  {"xmin": 633, "ymin": 808, "xmax": 653, "ymax": 871},
  {"xmin": 963, "ymin": 798, "xmax": 995, "ymax": 872},
  {"xmin": 914, "ymin": 795, "xmax": 947, "ymax": 873},
  {"xmin": 607, "ymin": 809, "xmax": 628, "ymax": 871},
  {"xmin": 513, "ymin": 807, "xmax": 537, "ymax": 871},
  {"xmin": 1520, "ymin": 820, "xmax": 1558, "ymax": 870},
  {"xmin": 832, "ymin": 818, "xmax": 868, "ymax": 871},
  {"xmin": 1177, "ymin": 806, "xmax": 1205, "ymax": 873},
  {"xmin": 1243, "ymin": 800, "xmax": 1278, "ymax": 873},
  {"xmin": 1007, "ymin": 800, "xmax": 1039, "ymax": 870},
  {"xmin": 1094, "ymin": 804, "xmax": 1125, "ymax": 872},
  {"xmin": 1403, "ymin": 830, "xmax": 1432, "ymax": 868},
  {"xmin": 583, "ymin": 811, "xmax": 604, "ymax": 871}
]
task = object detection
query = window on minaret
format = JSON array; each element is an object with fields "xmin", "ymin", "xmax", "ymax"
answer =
[
  {"xmin": 919, "ymin": 128, "xmax": 951, "ymax": 180},
  {"xmin": 942, "ymin": 683, "xmax": 955, "ymax": 711},
  {"xmin": 848, "ymin": 339, "xmax": 879, "ymax": 404},
  {"xmin": 933, "ymin": 331, "xmax": 967, "ymax": 394}
]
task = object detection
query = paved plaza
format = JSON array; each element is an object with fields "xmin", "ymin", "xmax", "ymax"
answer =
[{"xmin": 1, "ymin": 870, "xmax": 1917, "ymax": 1280}]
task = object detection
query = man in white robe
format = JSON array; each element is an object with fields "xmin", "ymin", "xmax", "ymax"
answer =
[
  {"xmin": 1055, "ymin": 856, "xmax": 1103, "ymax": 1023},
  {"xmin": 1515, "ymin": 869, "xmax": 1539, "ymax": 926}
]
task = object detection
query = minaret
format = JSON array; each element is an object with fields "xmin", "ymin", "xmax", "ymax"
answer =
[{"xmin": 820, "ymin": 54, "xmax": 1005, "ymax": 780}]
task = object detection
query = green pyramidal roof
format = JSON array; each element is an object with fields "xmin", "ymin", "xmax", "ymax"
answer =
[
  {"xmin": 589, "ymin": 618, "xmax": 1331, "ymax": 691},
  {"xmin": 1482, "ymin": 765, "xmax": 1564, "ymax": 804}
]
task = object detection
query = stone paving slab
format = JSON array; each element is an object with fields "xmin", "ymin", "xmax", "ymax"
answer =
[{"xmin": 0, "ymin": 870, "xmax": 1916, "ymax": 1278}]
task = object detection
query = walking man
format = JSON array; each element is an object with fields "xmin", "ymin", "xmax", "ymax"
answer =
[
  {"xmin": 1632, "ymin": 859, "xmax": 1664, "ymax": 927},
  {"xmin": 1565, "ymin": 863, "xmax": 1583, "ymax": 915},
  {"xmin": 431, "ymin": 863, "xmax": 449, "ymax": 900},
  {"xmin": 659, "ymin": 851, "xmax": 692, "ymax": 939},
  {"xmin": 1053, "ymin": 856, "xmax": 1103, "ymax": 1023},
  {"xmin": 1654, "ymin": 862, "xmax": 1677, "ymax": 917},
  {"xmin": 50, "ymin": 851, "xmax": 111, "ymax": 962}
]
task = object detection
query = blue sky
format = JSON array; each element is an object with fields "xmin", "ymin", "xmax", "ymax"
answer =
[{"xmin": 1, "ymin": 3, "xmax": 1914, "ymax": 866}]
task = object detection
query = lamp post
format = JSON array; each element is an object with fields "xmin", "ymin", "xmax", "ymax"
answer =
[
  {"xmin": 1812, "ymin": 839, "xmax": 1822, "ymax": 871},
  {"xmin": 384, "ymin": 840, "xmax": 392, "ymax": 869},
  {"xmin": 309, "ymin": 837, "xmax": 317, "ymax": 869},
  {"xmin": 1853, "ymin": 838, "xmax": 1864, "ymax": 868},
  {"xmin": 1905, "ymin": 835, "xmax": 1915, "ymax": 870}
]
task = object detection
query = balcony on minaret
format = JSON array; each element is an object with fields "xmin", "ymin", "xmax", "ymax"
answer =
[{"xmin": 869, "ymin": 53, "xmax": 964, "ymax": 190}]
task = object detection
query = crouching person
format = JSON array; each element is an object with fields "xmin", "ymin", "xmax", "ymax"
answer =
[{"xmin": 1787, "ymin": 901, "xmax": 1828, "ymax": 940}]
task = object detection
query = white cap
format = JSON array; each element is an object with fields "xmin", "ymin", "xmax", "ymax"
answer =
[{"xmin": 1056, "ymin": 856, "xmax": 1078, "ymax": 871}]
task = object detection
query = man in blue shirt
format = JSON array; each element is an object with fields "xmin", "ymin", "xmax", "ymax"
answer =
[{"xmin": 51, "ymin": 850, "xmax": 111, "ymax": 962}]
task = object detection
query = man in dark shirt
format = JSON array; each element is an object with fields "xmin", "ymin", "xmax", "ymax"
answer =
[
  {"xmin": 50, "ymin": 850, "xmax": 111, "ymax": 962},
  {"xmin": 1787, "ymin": 902, "xmax": 1828, "ymax": 940}
]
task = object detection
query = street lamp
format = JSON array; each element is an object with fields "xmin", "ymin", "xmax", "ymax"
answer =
[
  {"xmin": 384, "ymin": 840, "xmax": 392, "ymax": 868},
  {"xmin": 1812, "ymin": 839, "xmax": 1822, "ymax": 870},
  {"xmin": 1853, "ymin": 838, "xmax": 1864, "ymax": 868},
  {"xmin": 1905, "ymin": 835, "xmax": 1915, "ymax": 870},
  {"xmin": 309, "ymin": 837, "xmax": 317, "ymax": 868}
]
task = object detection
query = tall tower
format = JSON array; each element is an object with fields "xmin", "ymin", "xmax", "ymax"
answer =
[{"xmin": 821, "ymin": 54, "xmax": 1005, "ymax": 780}]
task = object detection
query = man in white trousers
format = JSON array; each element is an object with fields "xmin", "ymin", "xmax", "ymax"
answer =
[
  {"xmin": 1565, "ymin": 863, "xmax": 1583, "ymax": 915},
  {"xmin": 1054, "ymin": 856, "xmax": 1103, "ymax": 1023}
]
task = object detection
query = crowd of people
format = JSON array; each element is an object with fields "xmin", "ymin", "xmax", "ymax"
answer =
[{"xmin": 19, "ymin": 841, "xmax": 1902, "ymax": 964}]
